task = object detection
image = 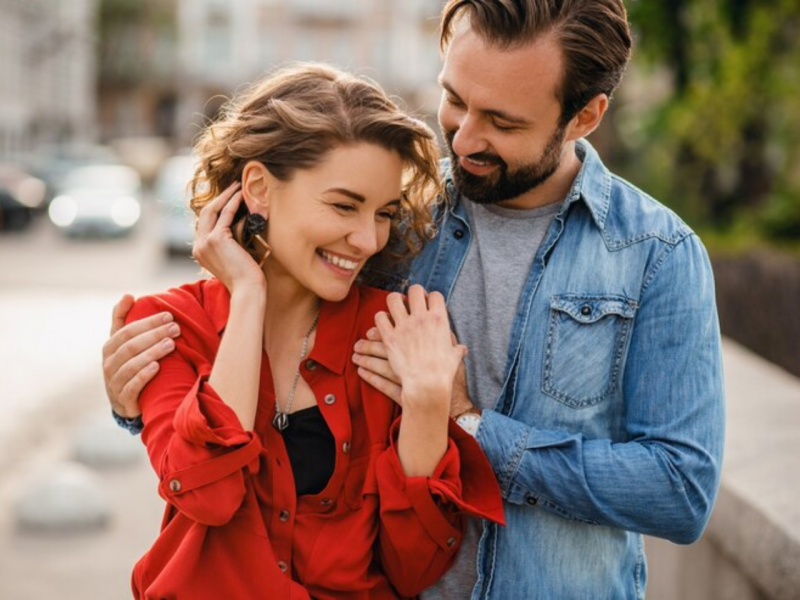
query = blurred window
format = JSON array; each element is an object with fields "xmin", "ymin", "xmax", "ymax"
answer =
[
  {"xmin": 258, "ymin": 7, "xmax": 279, "ymax": 67},
  {"xmin": 204, "ymin": 4, "xmax": 231, "ymax": 67}
]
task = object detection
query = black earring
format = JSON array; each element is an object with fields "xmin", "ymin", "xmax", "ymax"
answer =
[
  {"xmin": 243, "ymin": 213, "xmax": 267, "ymax": 238},
  {"xmin": 243, "ymin": 213, "xmax": 271, "ymax": 267}
]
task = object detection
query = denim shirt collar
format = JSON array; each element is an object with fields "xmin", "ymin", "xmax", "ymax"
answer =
[{"xmin": 442, "ymin": 138, "xmax": 612, "ymax": 231}]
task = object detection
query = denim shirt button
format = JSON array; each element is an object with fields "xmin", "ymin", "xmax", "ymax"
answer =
[
  {"xmin": 453, "ymin": 229, "xmax": 465, "ymax": 240},
  {"xmin": 580, "ymin": 305, "xmax": 592, "ymax": 316},
  {"xmin": 526, "ymin": 496, "xmax": 538, "ymax": 506}
]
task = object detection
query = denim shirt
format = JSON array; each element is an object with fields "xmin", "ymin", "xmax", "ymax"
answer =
[{"xmin": 410, "ymin": 140, "xmax": 725, "ymax": 599}]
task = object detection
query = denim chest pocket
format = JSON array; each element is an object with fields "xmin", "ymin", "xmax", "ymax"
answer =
[{"xmin": 542, "ymin": 294, "xmax": 638, "ymax": 408}]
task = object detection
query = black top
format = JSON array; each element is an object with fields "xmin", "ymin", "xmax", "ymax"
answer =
[{"xmin": 282, "ymin": 405, "xmax": 336, "ymax": 496}]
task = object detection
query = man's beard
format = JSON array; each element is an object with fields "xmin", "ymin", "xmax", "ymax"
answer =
[{"xmin": 444, "ymin": 124, "xmax": 566, "ymax": 205}]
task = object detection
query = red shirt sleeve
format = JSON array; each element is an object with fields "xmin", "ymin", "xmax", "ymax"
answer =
[
  {"xmin": 126, "ymin": 292, "xmax": 263, "ymax": 526},
  {"xmin": 374, "ymin": 416, "xmax": 505, "ymax": 597}
]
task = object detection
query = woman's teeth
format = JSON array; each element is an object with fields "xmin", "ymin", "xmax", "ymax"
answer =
[{"xmin": 321, "ymin": 250, "xmax": 358, "ymax": 270}]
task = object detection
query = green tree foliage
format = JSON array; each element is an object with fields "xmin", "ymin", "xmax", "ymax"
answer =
[{"xmin": 622, "ymin": 0, "xmax": 800, "ymax": 243}]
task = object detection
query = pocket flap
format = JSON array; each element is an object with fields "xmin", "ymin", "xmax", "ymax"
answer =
[{"xmin": 550, "ymin": 294, "xmax": 638, "ymax": 324}]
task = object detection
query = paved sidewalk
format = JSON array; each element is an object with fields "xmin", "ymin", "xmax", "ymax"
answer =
[
  {"xmin": 0, "ymin": 374, "xmax": 164, "ymax": 600},
  {"xmin": 0, "ymin": 290, "xmax": 164, "ymax": 599}
]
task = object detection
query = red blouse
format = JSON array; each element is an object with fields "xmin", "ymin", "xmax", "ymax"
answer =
[{"xmin": 126, "ymin": 279, "xmax": 504, "ymax": 600}]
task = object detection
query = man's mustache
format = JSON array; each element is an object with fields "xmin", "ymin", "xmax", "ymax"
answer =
[
  {"xmin": 461, "ymin": 152, "xmax": 504, "ymax": 167},
  {"xmin": 444, "ymin": 129, "xmax": 506, "ymax": 169}
]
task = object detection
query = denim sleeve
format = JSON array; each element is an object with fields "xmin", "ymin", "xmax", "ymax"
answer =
[
  {"xmin": 112, "ymin": 410, "xmax": 143, "ymax": 435},
  {"xmin": 476, "ymin": 234, "xmax": 725, "ymax": 544}
]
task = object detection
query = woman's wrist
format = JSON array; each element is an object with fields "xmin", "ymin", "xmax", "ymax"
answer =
[
  {"xmin": 400, "ymin": 381, "xmax": 452, "ymax": 415},
  {"xmin": 229, "ymin": 280, "xmax": 267, "ymax": 301},
  {"xmin": 396, "ymin": 409, "xmax": 449, "ymax": 477}
]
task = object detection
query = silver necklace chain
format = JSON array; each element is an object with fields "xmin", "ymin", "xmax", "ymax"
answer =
[{"xmin": 272, "ymin": 311, "xmax": 320, "ymax": 432}]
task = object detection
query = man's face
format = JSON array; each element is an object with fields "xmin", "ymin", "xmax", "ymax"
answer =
[{"xmin": 438, "ymin": 27, "xmax": 569, "ymax": 206}]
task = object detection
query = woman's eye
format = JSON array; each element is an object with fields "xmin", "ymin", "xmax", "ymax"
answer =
[
  {"xmin": 377, "ymin": 210, "xmax": 398, "ymax": 221},
  {"xmin": 334, "ymin": 203, "xmax": 356, "ymax": 213}
]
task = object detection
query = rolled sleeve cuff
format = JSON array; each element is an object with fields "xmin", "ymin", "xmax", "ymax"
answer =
[
  {"xmin": 155, "ymin": 375, "xmax": 263, "ymax": 525},
  {"xmin": 174, "ymin": 374, "xmax": 255, "ymax": 447},
  {"xmin": 379, "ymin": 417, "xmax": 504, "ymax": 548}
]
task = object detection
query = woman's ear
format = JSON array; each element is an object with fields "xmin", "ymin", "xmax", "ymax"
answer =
[{"xmin": 241, "ymin": 161, "xmax": 275, "ymax": 216}]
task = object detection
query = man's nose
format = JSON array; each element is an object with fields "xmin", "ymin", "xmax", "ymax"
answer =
[{"xmin": 451, "ymin": 114, "xmax": 488, "ymax": 158}]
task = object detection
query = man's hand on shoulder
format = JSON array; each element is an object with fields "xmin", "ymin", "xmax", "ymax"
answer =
[{"xmin": 102, "ymin": 294, "xmax": 181, "ymax": 418}]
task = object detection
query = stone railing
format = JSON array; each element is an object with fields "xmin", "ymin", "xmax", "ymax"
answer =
[{"xmin": 645, "ymin": 339, "xmax": 800, "ymax": 600}]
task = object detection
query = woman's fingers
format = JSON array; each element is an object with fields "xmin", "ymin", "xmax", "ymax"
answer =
[
  {"xmin": 426, "ymin": 290, "xmax": 446, "ymax": 312},
  {"xmin": 196, "ymin": 182, "xmax": 240, "ymax": 236},
  {"xmin": 215, "ymin": 190, "xmax": 243, "ymax": 231},
  {"xmin": 374, "ymin": 310, "xmax": 394, "ymax": 338},
  {"xmin": 385, "ymin": 292, "xmax": 408, "ymax": 323},
  {"xmin": 406, "ymin": 284, "xmax": 428, "ymax": 314}
]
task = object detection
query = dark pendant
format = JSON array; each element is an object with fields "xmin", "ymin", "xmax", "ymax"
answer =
[{"xmin": 272, "ymin": 412, "xmax": 289, "ymax": 432}]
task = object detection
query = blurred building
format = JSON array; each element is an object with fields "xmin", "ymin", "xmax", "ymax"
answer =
[
  {"xmin": 96, "ymin": 0, "xmax": 180, "ymax": 141},
  {"xmin": 176, "ymin": 0, "xmax": 443, "ymax": 145},
  {"xmin": 96, "ymin": 0, "xmax": 445, "ymax": 146},
  {"xmin": 0, "ymin": 0, "xmax": 97, "ymax": 158}
]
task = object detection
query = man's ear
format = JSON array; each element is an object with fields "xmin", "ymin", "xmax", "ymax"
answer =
[
  {"xmin": 241, "ymin": 161, "xmax": 275, "ymax": 216},
  {"xmin": 564, "ymin": 93, "xmax": 609, "ymax": 142}
]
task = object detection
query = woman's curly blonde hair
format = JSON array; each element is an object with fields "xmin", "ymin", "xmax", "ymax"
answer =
[{"xmin": 190, "ymin": 63, "xmax": 441, "ymax": 284}]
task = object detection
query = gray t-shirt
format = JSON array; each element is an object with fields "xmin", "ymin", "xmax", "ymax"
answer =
[{"xmin": 421, "ymin": 198, "xmax": 559, "ymax": 600}]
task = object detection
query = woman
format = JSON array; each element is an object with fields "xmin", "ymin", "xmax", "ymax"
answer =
[{"xmin": 126, "ymin": 63, "xmax": 503, "ymax": 599}]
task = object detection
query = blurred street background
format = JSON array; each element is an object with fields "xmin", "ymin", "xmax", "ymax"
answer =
[{"xmin": 0, "ymin": 1, "xmax": 798, "ymax": 599}]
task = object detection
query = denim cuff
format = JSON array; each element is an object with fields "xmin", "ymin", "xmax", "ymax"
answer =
[
  {"xmin": 475, "ymin": 409, "xmax": 529, "ymax": 499},
  {"xmin": 112, "ymin": 410, "xmax": 143, "ymax": 435}
]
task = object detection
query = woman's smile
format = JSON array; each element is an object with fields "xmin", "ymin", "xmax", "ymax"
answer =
[{"xmin": 317, "ymin": 249, "xmax": 360, "ymax": 276}]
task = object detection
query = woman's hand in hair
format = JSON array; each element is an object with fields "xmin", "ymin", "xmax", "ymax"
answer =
[{"xmin": 192, "ymin": 182, "xmax": 266, "ymax": 295}]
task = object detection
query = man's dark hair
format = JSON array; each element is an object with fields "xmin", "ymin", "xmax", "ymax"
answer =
[{"xmin": 440, "ymin": 0, "xmax": 633, "ymax": 125}]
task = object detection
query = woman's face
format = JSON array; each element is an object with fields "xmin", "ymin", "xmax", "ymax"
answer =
[{"xmin": 264, "ymin": 142, "xmax": 404, "ymax": 302}]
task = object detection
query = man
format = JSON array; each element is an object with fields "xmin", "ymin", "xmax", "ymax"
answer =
[{"xmin": 104, "ymin": 2, "xmax": 724, "ymax": 598}]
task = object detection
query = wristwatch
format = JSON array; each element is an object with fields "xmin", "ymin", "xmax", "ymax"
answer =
[{"xmin": 455, "ymin": 407, "xmax": 482, "ymax": 437}]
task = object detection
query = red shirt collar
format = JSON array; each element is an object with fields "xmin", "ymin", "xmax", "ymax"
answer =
[{"xmin": 202, "ymin": 277, "xmax": 360, "ymax": 376}]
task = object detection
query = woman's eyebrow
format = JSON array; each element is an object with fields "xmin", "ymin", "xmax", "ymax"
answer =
[
  {"xmin": 324, "ymin": 188, "xmax": 402, "ymax": 207},
  {"xmin": 324, "ymin": 187, "xmax": 366, "ymax": 203}
]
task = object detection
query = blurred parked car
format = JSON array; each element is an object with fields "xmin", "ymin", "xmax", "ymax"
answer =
[
  {"xmin": 0, "ymin": 188, "xmax": 34, "ymax": 232},
  {"xmin": 48, "ymin": 165, "xmax": 142, "ymax": 237},
  {"xmin": 22, "ymin": 143, "xmax": 120, "ymax": 202},
  {"xmin": 0, "ymin": 163, "xmax": 48, "ymax": 232},
  {"xmin": 155, "ymin": 154, "xmax": 196, "ymax": 254}
]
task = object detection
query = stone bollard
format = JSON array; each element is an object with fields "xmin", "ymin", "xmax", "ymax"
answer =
[{"xmin": 13, "ymin": 461, "xmax": 111, "ymax": 531}]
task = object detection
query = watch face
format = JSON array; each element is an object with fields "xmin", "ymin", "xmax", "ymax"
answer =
[{"xmin": 456, "ymin": 413, "xmax": 481, "ymax": 436}]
